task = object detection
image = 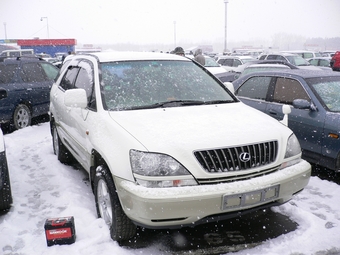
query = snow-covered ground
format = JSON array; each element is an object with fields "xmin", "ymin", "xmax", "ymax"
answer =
[{"xmin": 0, "ymin": 122, "xmax": 340, "ymax": 255}]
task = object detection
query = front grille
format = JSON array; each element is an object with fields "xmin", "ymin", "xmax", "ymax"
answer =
[{"xmin": 194, "ymin": 141, "xmax": 278, "ymax": 173}]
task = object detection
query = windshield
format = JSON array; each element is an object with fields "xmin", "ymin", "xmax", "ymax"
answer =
[
  {"xmin": 100, "ymin": 60, "xmax": 235, "ymax": 110},
  {"xmin": 204, "ymin": 57, "xmax": 220, "ymax": 67},
  {"xmin": 240, "ymin": 65, "xmax": 289, "ymax": 77},
  {"xmin": 242, "ymin": 58, "xmax": 256, "ymax": 64},
  {"xmin": 307, "ymin": 76, "xmax": 340, "ymax": 112},
  {"xmin": 286, "ymin": 55, "xmax": 310, "ymax": 66}
]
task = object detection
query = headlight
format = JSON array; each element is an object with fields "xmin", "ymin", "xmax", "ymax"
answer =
[
  {"xmin": 130, "ymin": 150, "xmax": 197, "ymax": 188},
  {"xmin": 284, "ymin": 134, "xmax": 301, "ymax": 158},
  {"xmin": 280, "ymin": 134, "xmax": 301, "ymax": 169}
]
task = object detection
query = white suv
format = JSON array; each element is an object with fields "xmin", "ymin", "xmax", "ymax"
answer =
[{"xmin": 49, "ymin": 51, "xmax": 311, "ymax": 242}]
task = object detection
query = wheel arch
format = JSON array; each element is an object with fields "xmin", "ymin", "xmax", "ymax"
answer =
[{"xmin": 90, "ymin": 149, "xmax": 111, "ymax": 192}]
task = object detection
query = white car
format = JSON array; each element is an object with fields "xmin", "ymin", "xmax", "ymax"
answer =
[
  {"xmin": 49, "ymin": 51, "xmax": 311, "ymax": 242},
  {"xmin": 0, "ymin": 127, "xmax": 12, "ymax": 211},
  {"xmin": 216, "ymin": 56, "xmax": 256, "ymax": 72}
]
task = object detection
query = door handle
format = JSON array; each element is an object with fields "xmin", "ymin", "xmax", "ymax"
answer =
[{"xmin": 268, "ymin": 110, "xmax": 277, "ymax": 115}]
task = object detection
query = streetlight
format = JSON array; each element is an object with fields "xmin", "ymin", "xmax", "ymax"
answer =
[
  {"xmin": 3, "ymin": 22, "xmax": 7, "ymax": 41},
  {"xmin": 40, "ymin": 17, "xmax": 49, "ymax": 39},
  {"xmin": 223, "ymin": 0, "xmax": 228, "ymax": 53},
  {"xmin": 173, "ymin": 21, "xmax": 177, "ymax": 48}
]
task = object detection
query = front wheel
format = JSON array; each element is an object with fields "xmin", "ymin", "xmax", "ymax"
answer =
[
  {"xmin": 94, "ymin": 165, "xmax": 136, "ymax": 241},
  {"xmin": 13, "ymin": 104, "xmax": 31, "ymax": 130}
]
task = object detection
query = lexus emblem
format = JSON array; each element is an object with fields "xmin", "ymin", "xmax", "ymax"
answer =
[{"xmin": 239, "ymin": 152, "xmax": 251, "ymax": 162}]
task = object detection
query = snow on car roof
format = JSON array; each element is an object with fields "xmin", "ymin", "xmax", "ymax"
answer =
[{"xmin": 78, "ymin": 51, "xmax": 191, "ymax": 62}]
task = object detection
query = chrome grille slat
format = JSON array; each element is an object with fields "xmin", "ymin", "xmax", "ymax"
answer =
[{"xmin": 194, "ymin": 141, "xmax": 278, "ymax": 173}]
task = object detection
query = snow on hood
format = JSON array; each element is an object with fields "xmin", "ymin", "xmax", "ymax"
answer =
[{"xmin": 108, "ymin": 102, "xmax": 290, "ymax": 154}]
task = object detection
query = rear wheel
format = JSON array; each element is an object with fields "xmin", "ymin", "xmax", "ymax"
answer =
[
  {"xmin": 94, "ymin": 165, "xmax": 136, "ymax": 241},
  {"xmin": 52, "ymin": 123, "xmax": 73, "ymax": 164},
  {"xmin": 13, "ymin": 104, "xmax": 31, "ymax": 130}
]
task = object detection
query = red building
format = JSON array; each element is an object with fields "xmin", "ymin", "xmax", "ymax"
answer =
[{"xmin": 17, "ymin": 39, "xmax": 77, "ymax": 57}]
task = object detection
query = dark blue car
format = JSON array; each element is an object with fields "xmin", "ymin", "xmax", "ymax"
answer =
[
  {"xmin": 233, "ymin": 69, "xmax": 340, "ymax": 171},
  {"xmin": 0, "ymin": 56, "xmax": 58, "ymax": 130}
]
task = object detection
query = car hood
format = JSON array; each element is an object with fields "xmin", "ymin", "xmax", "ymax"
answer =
[
  {"xmin": 205, "ymin": 66, "xmax": 228, "ymax": 75},
  {"xmin": 298, "ymin": 65, "xmax": 323, "ymax": 71},
  {"xmin": 108, "ymin": 102, "xmax": 290, "ymax": 154}
]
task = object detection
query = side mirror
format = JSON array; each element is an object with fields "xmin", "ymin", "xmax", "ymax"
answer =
[
  {"xmin": 0, "ymin": 88, "xmax": 7, "ymax": 100},
  {"xmin": 292, "ymin": 99, "xmax": 311, "ymax": 110},
  {"xmin": 64, "ymin": 89, "xmax": 87, "ymax": 108},
  {"xmin": 280, "ymin": 104, "xmax": 291, "ymax": 126},
  {"xmin": 223, "ymin": 82, "xmax": 234, "ymax": 94}
]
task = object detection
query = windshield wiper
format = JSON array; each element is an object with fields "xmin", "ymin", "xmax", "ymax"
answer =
[
  {"xmin": 123, "ymin": 99, "xmax": 235, "ymax": 110},
  {"xmin": 203, "ymin": 99, "xmax": 235, "ymax": 105},
  {"xmin": 126, "ymin": 100, "xmax": 205, "ymax": 110}
]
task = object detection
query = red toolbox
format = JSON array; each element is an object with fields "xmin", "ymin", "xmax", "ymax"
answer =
[{"xmin": 44, "ymin": 216, "xmax": 76, "ymax": 246}]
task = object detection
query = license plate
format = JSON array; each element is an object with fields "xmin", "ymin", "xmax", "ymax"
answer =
[{"xmin": 222, "ymin": 184, "xmax": 280, "ymax": 210}]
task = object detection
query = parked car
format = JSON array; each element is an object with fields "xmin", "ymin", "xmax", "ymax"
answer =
[
  {"xmin": 50, "ymin": 51, "xmax": 311, "ymax": 242},
  {"xmin": 0, "ymin": 56, "xmax": 59, "ymax": 130},
  {"xmin": 221, "ymin": 60, "xmax": 298, "ymax": 82},
  {"xmin": 233, "ymin": 69, "xmax": 340, "ymax": 171},
  {"xmin": 0, "ymin": 127, "xmax": 12, "ymax": 211},
  {"xmin": 202, "ymin": 55, "xmax": 231, "ymax": 82},
  {"xmin": 0, "ymin": 49, "xmax": 34, "ymax": 61},
  {"xmin": 281, "ymin": 50, "xmax": 322, "ymax": 60},
  {"xmin": 320, "ymin": 51, "xmax": 336, "ymax": 58},
  {"xmin": 258, "ymin": 53, "xmax": 322, "ymax": 70},
  {"xmin": 330, "ymin": 51, "xmax": 340, "ymax": 71},
  {"xmin": 308, "ymin": 57, "xmax": 332, "ymax": 70},
  {"xmin": 216, "ymin": 55, "xmax": 256, "ymax": 72}
]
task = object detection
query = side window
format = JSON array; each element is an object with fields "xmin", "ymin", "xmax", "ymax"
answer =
[
  {"xmin": 74, "ymin": 60, "xmax": 95, "ymax": 109},
  {"xmin": 0, "ymin": 64, "xmax": 17, "ymax": 83},
  {"xmin": 233, "ymin": 59, "xmax": 242, "ymax": 67},
  {"xmin": 224, "ymin": 59, "xmax": 233, "ymax": 67},
  {"xmin": 236, "ymin": 76, "xmax": 272, "ymax": 100},
  {"xmin": 9, "ymin": 52, "xmax": 20, "ymax": 57},
  {"xmin": 20, "ymin": 63, "xmax": 48, "ymax": 82},
  {"xmin": 266, "ymin": 55, "xmax": 277, "ymax": 60},
  {"xmin": 259, "ymin": 55, "xmax": 266, "ymax": 60},
  {"xmin": 59, "ymin": 66, "xmax": 79, "ymax": 90},
  {"xmin": 217, "ymin": 59, "xmax": 225, "ymax": 65},
  {"xmin": 276, "ymin": 55, "xmax": 286, "ymax": 61},
  {"xmin": 304, "ymin": 53, "xmax": 313, "ymax": 59},
  {"xmin": 40, "ymin": 62, "xmax": 59, "ymax": 80},
  {"xmin": 320, "ymin": 59, "xmax": 329, "ymax": 67},
  {"xmin": 309, "ymin": 59, "xmax": 318, "ymax": 66},
  {"xmin": 273, "ymin": 77, "xmax": 310, "ymax": 104}
]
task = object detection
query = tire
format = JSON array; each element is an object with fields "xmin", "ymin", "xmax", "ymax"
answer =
[
  {"xmin": 0, "ymin": 153, "xmax": 13, "ymax": 211},
  {"xmin": 13, "ymin": 104, "xmax": 31, "ymax": 130},
  {"xmin": 94, "ymin": 165, "xmax": 136, "ymax": 241},
  {"xmin": 52, "ymin": 123, "xmax": 73, "ymax": 164}
]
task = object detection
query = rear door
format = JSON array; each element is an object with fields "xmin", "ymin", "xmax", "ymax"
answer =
[
  {"xmin": 0, "ymin": 63, "xmax": 26, "ymax": 122},
  {"xmin": 18, "ymin": 62, "xmax": 52, "ymax": 116}
]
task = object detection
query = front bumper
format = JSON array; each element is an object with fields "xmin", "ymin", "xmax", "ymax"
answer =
[{"xmin": 115, "ymin": 160, "xmax": 311, "ymax": 228}]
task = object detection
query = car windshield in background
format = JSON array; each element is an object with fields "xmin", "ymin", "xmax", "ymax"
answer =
[
  {"xmin": 286, "ymin": 56, "xmax": 310, "ymax": 66},
  {"xmin": 307, "ymin": 76, "xmax": 340, "ymax": 112},
  {"xmin": 240, "ymin": 65, "xmax": 289, "ymax": 77},
  {"xmin": 204, "ymin": 57, "xmax": 220, "ymax": 67},
  {"xmin": 100, "ymin": 60, "xmax": 235, "ymax": 110}
]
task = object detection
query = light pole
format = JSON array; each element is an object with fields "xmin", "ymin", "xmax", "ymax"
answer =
[
  {"xmin": 3, "ymin": 22, "xmax": 7, "ymax": 42},
  {"xmin": 40, "ymin": 17, "xmax": 49, "ymax": 39},
  {"xmin": 223, "ymin": 0, "xmax": 228, "ymax": 53},
  {"xmin": 173, "ymin": 21, "xmax": 177, "ymax": 48}
]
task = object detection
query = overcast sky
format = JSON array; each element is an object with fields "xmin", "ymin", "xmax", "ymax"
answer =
[{"xmin": 1, "ymin": 0, "xmax": 339, "ymax": 46}]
